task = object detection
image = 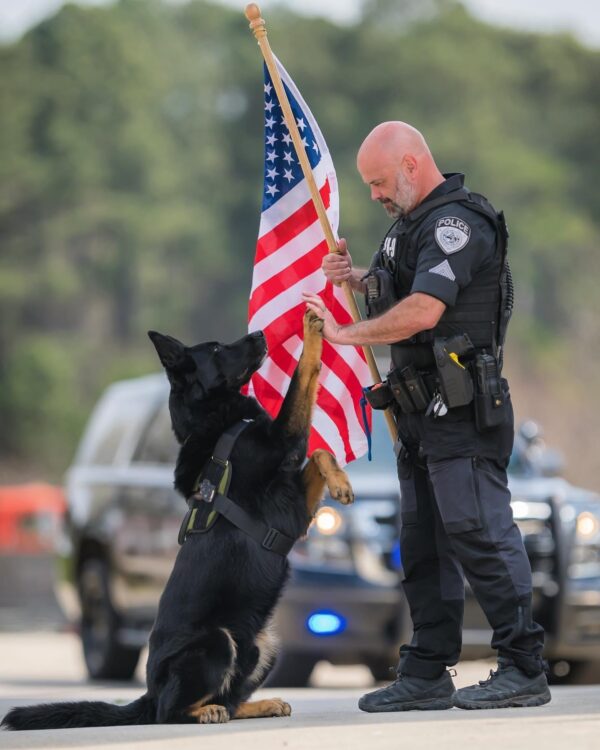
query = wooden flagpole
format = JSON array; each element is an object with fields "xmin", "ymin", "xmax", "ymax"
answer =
[{"xmin": 244, "ymin": 3, "xmax": 397, "ymax": 442}]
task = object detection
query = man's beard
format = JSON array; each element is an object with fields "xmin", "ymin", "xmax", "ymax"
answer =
[{"xmin": 380, "ymin": 174, "xmax": 417, "ymax": 218}]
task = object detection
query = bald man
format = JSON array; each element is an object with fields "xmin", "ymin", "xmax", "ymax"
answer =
[{"xmin": 303, "ymin": 122, "xmax": 549, "ymax": 712}]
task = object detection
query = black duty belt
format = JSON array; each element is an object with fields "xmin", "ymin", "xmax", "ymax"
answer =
[{"xmin": 178, "ymin": 419, "xmax": 295, "ymax": 556}]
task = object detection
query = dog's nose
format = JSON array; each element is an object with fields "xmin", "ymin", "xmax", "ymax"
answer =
[{"xmin": 251, "ymin": 330, "xmax": 265, "ymax": 339}]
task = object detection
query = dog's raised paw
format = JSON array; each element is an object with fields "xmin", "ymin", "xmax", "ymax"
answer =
[
  {"xmin": 304, "ymin": 309, "xmax": 324, "ymax": 335},
  {"xmin": 328, "ymin": 473, "xmax": 354, "ymax": 505}
]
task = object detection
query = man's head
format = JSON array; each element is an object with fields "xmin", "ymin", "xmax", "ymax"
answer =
[{"xmin": 356, "ymin": 121, "xmax": 444, "ymax": 218}]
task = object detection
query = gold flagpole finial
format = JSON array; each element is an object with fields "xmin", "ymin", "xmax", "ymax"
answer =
[{"xmin": 245, "ymin": 4, "xmax": 267, "ymax": 40}]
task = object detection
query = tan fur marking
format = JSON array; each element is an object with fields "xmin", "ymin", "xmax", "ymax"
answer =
[
  {"xmin": 248, "ymin": 621, "xmax": 280, "ymax": 685},
  {"xmin": 218, "ymin": 627, "xmax": 238, "ymax": 694},
  {"xmin": 301, "ymin": 457, "xmax": 328, "ymax": 517},
  {"xmin": 188, "ymin": 703, "xmax": 230, "ymax": 724},
  {"xmin": 285, "ymin": 311, "xmax": 323, "ymax": 435},
  {"xmin": 233, "ymin": 699, "xmax": 291, "ymax": 719}
]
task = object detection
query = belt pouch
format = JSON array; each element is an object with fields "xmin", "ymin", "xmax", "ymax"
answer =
[
  {"xmin": 388, "ymin": 369, "xmax": 417, "ymax": 413},
  {"xmin": 473, "ymin": 354, "xmax": 508, "ymax": 431},
  {"xmin": 400, "ymin": 365, "xmax": 430, "ymax": 411}
]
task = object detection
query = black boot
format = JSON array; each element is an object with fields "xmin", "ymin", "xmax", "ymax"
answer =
[
  {"xmin": 358, "ymin": 671, "xmax": 456, "ymax": 713},
  {"xmin": 453, "ymin": 660, "xmax": 551, "ymax": 710}
]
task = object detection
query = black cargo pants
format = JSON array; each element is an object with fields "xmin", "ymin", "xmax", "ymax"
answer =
[{"xmin": 396, "ymin": 443, "xmax": 545, "ymax": 678}]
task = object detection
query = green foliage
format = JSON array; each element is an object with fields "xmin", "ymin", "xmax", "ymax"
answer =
[{"xmin": 0, "ymin": 0, "xmax": 598, "ymax": 474}]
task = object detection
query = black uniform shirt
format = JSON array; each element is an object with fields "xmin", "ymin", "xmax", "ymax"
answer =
[
  {"xmin": 408, "ymin": 173, "xmax": 497, "ymax": 308},
  {"xmin": 390, "ymin": 174, "xmax": 514, "ymax": 462}
]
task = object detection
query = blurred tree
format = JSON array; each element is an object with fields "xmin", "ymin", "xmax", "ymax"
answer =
[{"xmin": 0, "ymin": 0, "xmax": 598, "ymax": 479}]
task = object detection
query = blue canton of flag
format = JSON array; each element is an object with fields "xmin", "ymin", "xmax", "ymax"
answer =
[{"xmin": 262, "ymin": 63, "xmax": 321, "ymax": 211}]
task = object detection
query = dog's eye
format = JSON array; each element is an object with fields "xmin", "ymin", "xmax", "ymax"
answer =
[{"xmin": 213, "ymin": 345, "xmax": 220, "ymax": 353}]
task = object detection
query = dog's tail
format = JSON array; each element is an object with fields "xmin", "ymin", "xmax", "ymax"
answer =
[{"xmin": 2, "ymin": 693, "xmax": 154, "ymax": 731}]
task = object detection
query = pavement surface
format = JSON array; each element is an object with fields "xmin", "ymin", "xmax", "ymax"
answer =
[{"xmin": 0, "ymin": 632, "xmax": 599, "ymax": 750}]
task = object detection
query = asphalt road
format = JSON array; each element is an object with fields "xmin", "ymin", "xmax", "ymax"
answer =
[{"xmin": 1, "ymin": 632, "xmax": 599, "ymax": 750}]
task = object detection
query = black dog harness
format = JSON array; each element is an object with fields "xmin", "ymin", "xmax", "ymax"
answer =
[{"xmin": 178, "ymin": 419, "xmax": 295, "ymax": 556}]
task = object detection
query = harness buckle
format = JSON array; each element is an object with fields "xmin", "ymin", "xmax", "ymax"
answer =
[
  {"xmin": 262, "ymin": 527, "xmax": 280, "ymax": 551},
  {"xmin": 198, "ymin": 478, "xmax": 217, "ymax": 503}
]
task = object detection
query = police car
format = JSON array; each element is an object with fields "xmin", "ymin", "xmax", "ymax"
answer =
[{"xmin": 57, "ymin": 373, "xmax": 600, "ymax": 686}]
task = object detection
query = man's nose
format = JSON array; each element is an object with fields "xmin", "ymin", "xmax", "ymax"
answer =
[{"xmin": 370, "ymin": 185, "xmax": 381, "ymax": 201}]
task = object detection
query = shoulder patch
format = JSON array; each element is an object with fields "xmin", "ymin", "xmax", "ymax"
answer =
[{"xmin": 434, "ymin": 216, "xmax": 471, "ymax": 255}]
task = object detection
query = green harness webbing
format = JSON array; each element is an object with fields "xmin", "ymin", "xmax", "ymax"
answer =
[{"xmin": 178, "ymin": 419, "xmax": 295, "ymax": 556}]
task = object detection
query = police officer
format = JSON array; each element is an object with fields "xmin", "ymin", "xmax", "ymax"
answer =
[{"xmin": 303, "ymin": 121, "xmax": 550, "ymax": 711}]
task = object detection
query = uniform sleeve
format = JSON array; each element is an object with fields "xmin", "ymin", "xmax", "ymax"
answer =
[{"xmin": 410, "ymin": 210, "xmax": 496, "ymax": 307}]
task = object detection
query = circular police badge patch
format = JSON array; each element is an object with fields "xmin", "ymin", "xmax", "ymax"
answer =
[{"xmin": 434, "ymin": 216, "xmax": 471, "ymax": 254}]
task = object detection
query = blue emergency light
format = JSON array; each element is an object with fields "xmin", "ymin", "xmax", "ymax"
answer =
[{"xmin": 306, "ymin": 610, "xmax": 346, "ymax": 636}]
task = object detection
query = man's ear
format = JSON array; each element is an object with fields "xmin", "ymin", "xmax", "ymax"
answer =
[{"xmin": 147, "ymin": 331, "xmax": 186, "ymax": 369}]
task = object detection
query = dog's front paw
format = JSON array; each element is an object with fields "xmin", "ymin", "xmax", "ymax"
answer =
[
  {"xmin": 327, "ymin": 469, "xmax": 354, "ymax": 506},
  {"xmin": 262, "ymin": 698, "xmax": 292, "ymax": 717},
  {"xmin": 191, "ymin": 704, "xmax": 230, "ymax": 724},
  {"xmin": 304, "ymin": 309, "xmax": 324, "ymax": 337}
]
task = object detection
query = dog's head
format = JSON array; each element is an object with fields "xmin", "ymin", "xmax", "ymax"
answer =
[{"xmin": 148, "ymin": 330, "xmax": 267, "ymax": 442}]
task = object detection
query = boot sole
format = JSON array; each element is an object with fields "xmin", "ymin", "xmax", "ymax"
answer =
[
  {"xmin": 453, "ymin": 688, "xmax": 551, "ymax": 710},
  {"xmin": 359, "ymin": 696, "xmax": 455, "ymax": 713}
]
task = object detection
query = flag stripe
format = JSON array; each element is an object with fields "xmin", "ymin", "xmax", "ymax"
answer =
[
  {"xmin": 256, "ymin": 180, "xmax": 331, "ymax": 262},
  {"xmin": 249, "ymin": 241, "xmax": 328, "ymax": 318}
]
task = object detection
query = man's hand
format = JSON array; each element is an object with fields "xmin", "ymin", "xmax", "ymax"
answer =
[
  {"xmin": 322, "ymin": 238, "xmax": 353, "ymax": 285},
  {"xmin": 302, "ymin": 292, "xmax": 343, "ymax": 343}
]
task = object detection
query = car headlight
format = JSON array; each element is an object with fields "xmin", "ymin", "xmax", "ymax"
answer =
[
  {"xmin": 289, "ymin": 506, "xmax": 353, "ymax": 572},
  {"xmin": 576, "ymin": 511, "xmax": 600, "ymax": 542},
  {"xmin": 569, "ymin": 506, "xmax": 600, "ymax": 578},
  {"xmin": 313, "ymin": 506, "xmax": 343, "ymax": 536}
]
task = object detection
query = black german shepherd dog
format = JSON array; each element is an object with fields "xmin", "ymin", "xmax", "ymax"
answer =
[{"xmin": 2, "ymin": 311, "xmax": 353, "ymax": 730}]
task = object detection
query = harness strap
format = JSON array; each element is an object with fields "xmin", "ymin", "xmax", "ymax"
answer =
[
  {"xmin": 179, "ymin": 419, "xmax": 295, "ymax": 556},
  {"xmin": 212, "ymin": 493, "xmax": 295, "ymax": 556}
]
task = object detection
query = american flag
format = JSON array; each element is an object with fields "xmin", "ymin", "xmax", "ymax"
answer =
[{"xmin": 245, "ymin": 57, "xmax": 371, "ymax": 465}]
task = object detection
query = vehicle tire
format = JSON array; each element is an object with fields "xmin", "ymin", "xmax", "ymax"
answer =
[
  {"xmin": 263, "ymin": 651, "xmax": 319, "ymax": 687},
  {"xmin": 78, "ymin": 558, "xmax": 141, "ymax": 681},
  {"xmin": 366, "ymin": 656, "xmax": 396, "ymax": 683}
]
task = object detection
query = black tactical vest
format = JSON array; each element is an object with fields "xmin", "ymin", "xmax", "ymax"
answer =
[{"xmin": 368, "ymin": 187, "xmax": 509, "ymax": 367}]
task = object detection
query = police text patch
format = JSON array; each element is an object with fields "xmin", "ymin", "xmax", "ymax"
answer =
[{"xmin": 434, "ymin": 217, "xmax": 471, "ymax": 255}]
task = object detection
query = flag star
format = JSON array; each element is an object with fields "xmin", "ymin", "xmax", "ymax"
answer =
[
  {"xmin": 265, "ymin": 99, "xmax": 275, "ymax": 112},
  {"xmin": 266, "ymin": 133, "xmax": 278, "ymax": 146},
  {"xmin": 281, "ymin": 131, "xmax": 292, "ymax": 146},
  {"xmin": 283, "ymin": 168, "xmax": 294, "ymax": 183},
  {"xmin": 296, "ymin": 117, "xmax": 306, "ymax": 131},
  {"xmin": 282, "ymin": 151, "xmax": 294, "ymax": 165},
  {"xmin": 301, "ymin": 136, "xmax": 309, "ymax": 148},
  {"xmin": 265, "ymin": 184, "xmax": 279, "ymax": 197},
  {"xmin": 265, "ymin": 115, "xmax": 276, "ymax": 129},
  {"xmin": 312, "ymin": 140, "xmax": 319, "ymax": 153},
  {"xmin": 264, "ymin": 82, "xmax": 272, "ymax": 95},
  {"xmin": 266, "ymin": 166, "xmax": 279, "ymax": 180},
  {"xmin": 281, "ymin": 116, "xmax": 288, "ymax": 128},
  {"xmin": 266, "ymin": 149, "xmax": 277, "ymax": 162}
]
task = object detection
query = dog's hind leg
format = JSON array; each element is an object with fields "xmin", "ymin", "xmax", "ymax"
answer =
[
  {"xmin": 155, "ymin": 628, "xmax": 237, "ymax": 724},
  {"xmin": 302, "ymin": 449, "xmax": 354, "ymax": 517},
  {"xmin": 275, "ymin": 310, "xmax": 323, "ymax": 439}
]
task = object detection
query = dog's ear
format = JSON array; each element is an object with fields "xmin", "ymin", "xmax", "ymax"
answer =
[{"xmin": 148, "ymin": 331, "xmax": 186, "ymax": 369}]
